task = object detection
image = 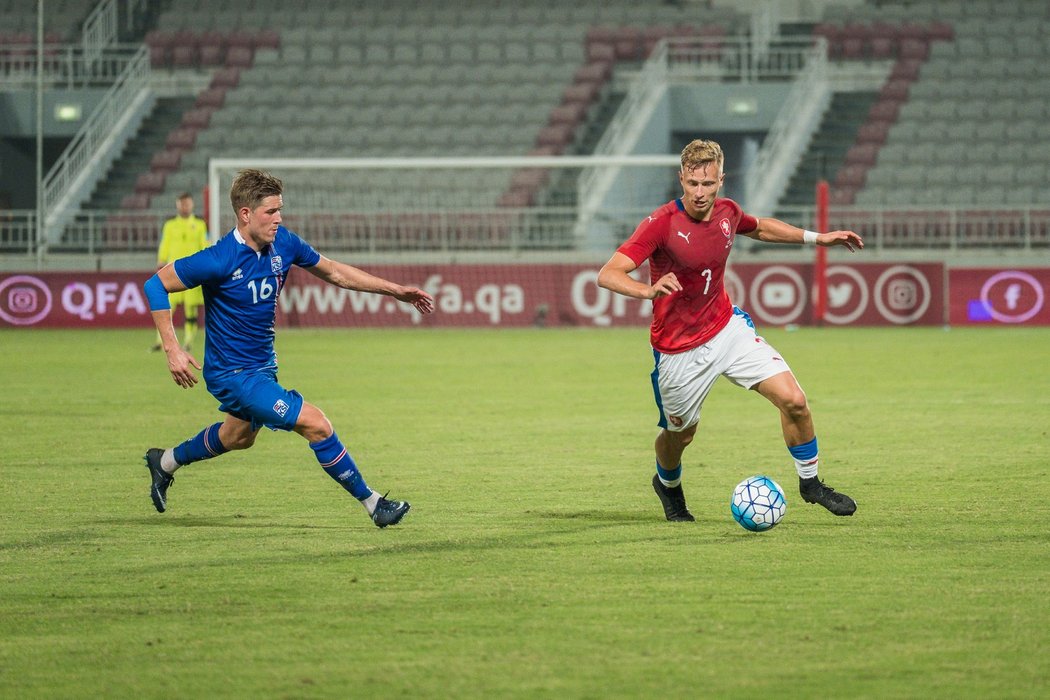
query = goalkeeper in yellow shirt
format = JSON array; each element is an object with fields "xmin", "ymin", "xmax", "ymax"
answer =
[{"xmin": 152, "ymin": 192, "xmax": 208, "ymax": 351}]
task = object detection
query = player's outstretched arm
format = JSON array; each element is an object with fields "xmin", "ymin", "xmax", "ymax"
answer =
[
  {"xmin": 815, "ymin": 230, "xmax": 864, "ymax": 252},
  {"xmin": 307, "ymin": 256, "xmax": 435, "ymax": 314},
  {"xmin": 746, "ymin": 218, "xmax": 864, "ymax": 252},
  {"xmin": 598, "ymin": 252, "xmax": 681, "ymax": 299}
]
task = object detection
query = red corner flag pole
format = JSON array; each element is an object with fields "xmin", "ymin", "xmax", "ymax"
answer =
[
  {"xmin": 201, "ymin": 185, "xmax": 210, "ymax": 225},
  {"xmin": 813, "ymin": 179, "xmax": 829, "ymax": 326}
]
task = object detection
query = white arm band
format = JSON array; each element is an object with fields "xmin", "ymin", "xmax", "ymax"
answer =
[{"xmin": 802, "ymin": 230, "xmax": 819, "ymax": 244}]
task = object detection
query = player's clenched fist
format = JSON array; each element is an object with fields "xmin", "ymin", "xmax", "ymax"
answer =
[{"xmin": 649, "ymin": 272, "xmax": 683, "ymax": 298}]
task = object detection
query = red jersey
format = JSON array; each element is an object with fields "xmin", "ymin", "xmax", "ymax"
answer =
[{"xmin": 617, "ymin": 198, "xmax": 758, "ymax": 354}]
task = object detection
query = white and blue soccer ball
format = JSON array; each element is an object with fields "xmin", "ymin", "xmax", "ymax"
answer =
[{"xmin": 731, "ymin": 475, "xmax": 786, "ymax": 531}]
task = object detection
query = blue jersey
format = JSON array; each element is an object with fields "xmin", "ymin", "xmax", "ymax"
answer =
[{"xmin": 173, "ymin": 226, "xmax": 320, "ymax": 381}]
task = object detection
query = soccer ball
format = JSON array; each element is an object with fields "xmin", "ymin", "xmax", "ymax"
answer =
[{"xmin": 731, "ymin": 475, "xmax": 786, "ymax": 531}]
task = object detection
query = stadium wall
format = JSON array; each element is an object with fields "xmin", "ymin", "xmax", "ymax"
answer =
[{"xmin": 2, "ymin": 265, "xmax": 1048, "ymax": 329}]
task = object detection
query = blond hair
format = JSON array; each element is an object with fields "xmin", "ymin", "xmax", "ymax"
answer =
[
  {"xmin": 680, "ymin": 139, "xmax": 724, "ymax": 173},
  {"xmin": 229, "ymin": 169, "xmax": 283, "ymax": 214}
]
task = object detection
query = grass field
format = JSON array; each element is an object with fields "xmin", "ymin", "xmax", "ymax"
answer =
[{"xmin": 1, "ymin": 326, "xmax": 1047, "ymax": 698}]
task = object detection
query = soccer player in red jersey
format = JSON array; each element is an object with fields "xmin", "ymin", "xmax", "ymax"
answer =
[{"xmin": 598, "ymin": 139, "xmax": 863, "ymax": 521}]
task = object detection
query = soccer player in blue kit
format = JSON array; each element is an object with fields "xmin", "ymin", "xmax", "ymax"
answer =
[{"xmin": 142, "ymin": 169, "xmax": 434, "ymax": 527}]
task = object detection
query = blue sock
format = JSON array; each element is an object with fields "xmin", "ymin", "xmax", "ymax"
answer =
[
  {"xmin": 788, "ymin": 437, "xmax": 819, "ymax": 479},
  {"xmin": 311, "ymin": 433, "xmax": 372, "ymax": 501},
  {"xmin": 656, "ymin": 461, "xmax": 683, "ymax": 488},
  {"xmin": 172, "ymin": 422, "xmax": 229, "ymax": 466}
]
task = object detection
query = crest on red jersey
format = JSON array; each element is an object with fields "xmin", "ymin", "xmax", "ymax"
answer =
[{"xmin": 720, "ymin": 218, "xmax": 733, "ymax": 248}]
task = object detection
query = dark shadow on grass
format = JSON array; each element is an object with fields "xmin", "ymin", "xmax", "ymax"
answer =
[
  {"xmin": 62, "ymin": 510, "xmax": 683, "ymax": 572},
  {"xmin": 90, "ymin": 516, "xmax": 343, "ymax": 530},
  {"xmin": 530, "ymin": 509, "xmax": 657, "ymax": 524},
  {"xmin": 0, "ymin": 517, "xmax": 343, "ymax": 551}
]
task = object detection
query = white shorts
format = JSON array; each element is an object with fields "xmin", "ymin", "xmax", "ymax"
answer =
[{"xmin": 651, "ymin": 308, "xmax": 792, "ymax": 431}]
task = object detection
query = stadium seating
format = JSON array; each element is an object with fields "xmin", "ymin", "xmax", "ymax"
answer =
[
  {"xmin": 122, "ymin": 0, "xmax": 745, "ymax": 244},
  {"xmin": 27, "ymin": 0, "xmax": 1047, "ymax": 252},
  {"xmin": 818, "ymin": 0, "xmax": 1049, "ymax": 231},
  {"xmin": 0, "ymin": 0, "xmax": 98, "ymax": 42}
]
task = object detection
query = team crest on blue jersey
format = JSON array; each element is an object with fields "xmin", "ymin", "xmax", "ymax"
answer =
[
  {"xmin": 270, "ymin": 255, "xmax": 283, "ymax": 274},
  {"xmin": 273, "ymin": 399, "xmax": 290, "ymax": 417}
]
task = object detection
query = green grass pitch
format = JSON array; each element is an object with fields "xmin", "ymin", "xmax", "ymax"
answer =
[{"xmin": 1, "ymin": 326, "xmax": 1047, "ymax": 698}]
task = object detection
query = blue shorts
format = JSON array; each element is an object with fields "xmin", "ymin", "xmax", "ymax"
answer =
[{"xmin": 206, "ymin": 366, "xmax": 304, "ymax": 432}]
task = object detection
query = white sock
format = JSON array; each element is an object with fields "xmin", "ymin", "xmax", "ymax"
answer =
[
  {"xmin": 794, "ymin": 457, "xmax": 818, "ymax": 480},
  {"xmin": 161, "ymin": 448, "xmax": 180, "ymax": 474},
  {"xmin": 361, "ymin": 491, "xmax": 380, "ymax": 515}
]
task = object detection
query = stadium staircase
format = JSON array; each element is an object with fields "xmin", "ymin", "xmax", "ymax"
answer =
[
  {"xmin": 775, "ymin": 91, "xmax": 879, "ymax": 215},
  {"xmin": 84, "ymin": 96, "xmax": 197, "ymax": 211}
]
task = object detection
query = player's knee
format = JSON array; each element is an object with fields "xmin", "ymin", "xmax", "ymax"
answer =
[
  {"xmin": 296, "ymin": 405, "xmax": 333, "ymax": 442},
  {"xmin": 781, "ymin": 390, "xmax": 810, "ymax": 420},
  {"xmin": 663, "ymin": 425, "xmax": 697, "ymax": 448}
]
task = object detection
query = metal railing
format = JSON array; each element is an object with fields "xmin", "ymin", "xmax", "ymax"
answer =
[
  {"xmin": 664, "ymin": 35, "xmax": 821, "ymax": 82},
  {"xmin": 81, "ymin": 0, "xmax": 119, "ymax": 65},
  {"xmin": 776, "ymin": 204, "xmax": 1050, "ymax": 252},
  {"xmin": 3, "ymin": 205, "xmax": 1048, "ymax": 260},
  {"xmin": 0, "ymin": 42, "xmax": 147, "ymax": 89}
]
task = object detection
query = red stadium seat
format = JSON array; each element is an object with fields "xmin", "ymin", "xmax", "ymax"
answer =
[
  {"xmin": 144, "ymin": 30, "xmax": 175, "ymax": 67},
  {"xmin": 869, "ymin": 36, "xmax": 897, "ymax": 60},
  {"xmin": 194, "ymin": 87, "xmax": 226, "ymax": 109},
  {"xmin": 180, "ymin": 107, "xmax": 214, "ymax": 129},
  {"xmin": 856, "ymin": 121, "xmax": 890, "ymax": 145},
  {"xmin": 225, "ymin": 45, "xmax": 253, "ymax": 68},
  {"xmin": 548, "ymin": 103, "xmax": 586, "ymax": 129},
  {"xmin": 838, "ymin": 23, "xmax": 871, "ymax": 60},
  {"xmin": 134, "ymin": 171, "xmax": 166, "ymax": 195},
  {"xmin": 812, "ymin": 23, "xmax": 842, "ymax": 58},
  {"xmin": 879, "ymin": 79, "xmax": 910, "ymax": 101},
  {"xmin": 120, "ymin": 193, "xmax": 151, "ymax": 210},
  {"xmin": 867, "ymin": 100, "xmax": 900, "ymax": 123},
  {"xmin": 210, "ymin": 67, "xmax": 240, "ymax": 89},
  {"xmin": 252, "ymin": 29, "xmax": 280, "ymax": 51},
  {"xmin": 899, "ymin": 38, "xmax": 929, "ymax": 61},
  {"xmin": 562, "ymin": 82, "xmax": 600, "ymax": 107},
  {"xmin": 170, "ymin": 45, "xmax": 196, "ymax": 68},
  {"xmin": 586, "ymin": 41, "xmax": 615, "ymax": 63},
  {"xmin": 573, "ymin": 61, "xmax": 612, "ymax": 85},
  {"xmin": 535, "ymin": 124, "xmax": 573, "ymax": 152},
  {"xmin": 828, "ymin": 187, "xmax": 857, "ymax": 206},
  {"xmin": 165, "ymin": 128, "xmax": 197, "ymax": 152},
  {"xmin": 198, "ymin": 31, "xmax": 226, "ymax": 67},
  {"xmin": 613, "ymin": 26, "xmax": 642, "ymax": 61},
  {"xmin": 834, "ymin": 164, "xmax": 867, "ymax": 189},
  {"xmin": 150, "ymin": 149, "xmax": 182, "ymax": 174},
  {"xmin": 844, "ymin": 143, "xmax": 878, "ymax": 167},
  {"xmin": 889, "ymin": 58, "xmax": 922, "ymax": 81}
]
